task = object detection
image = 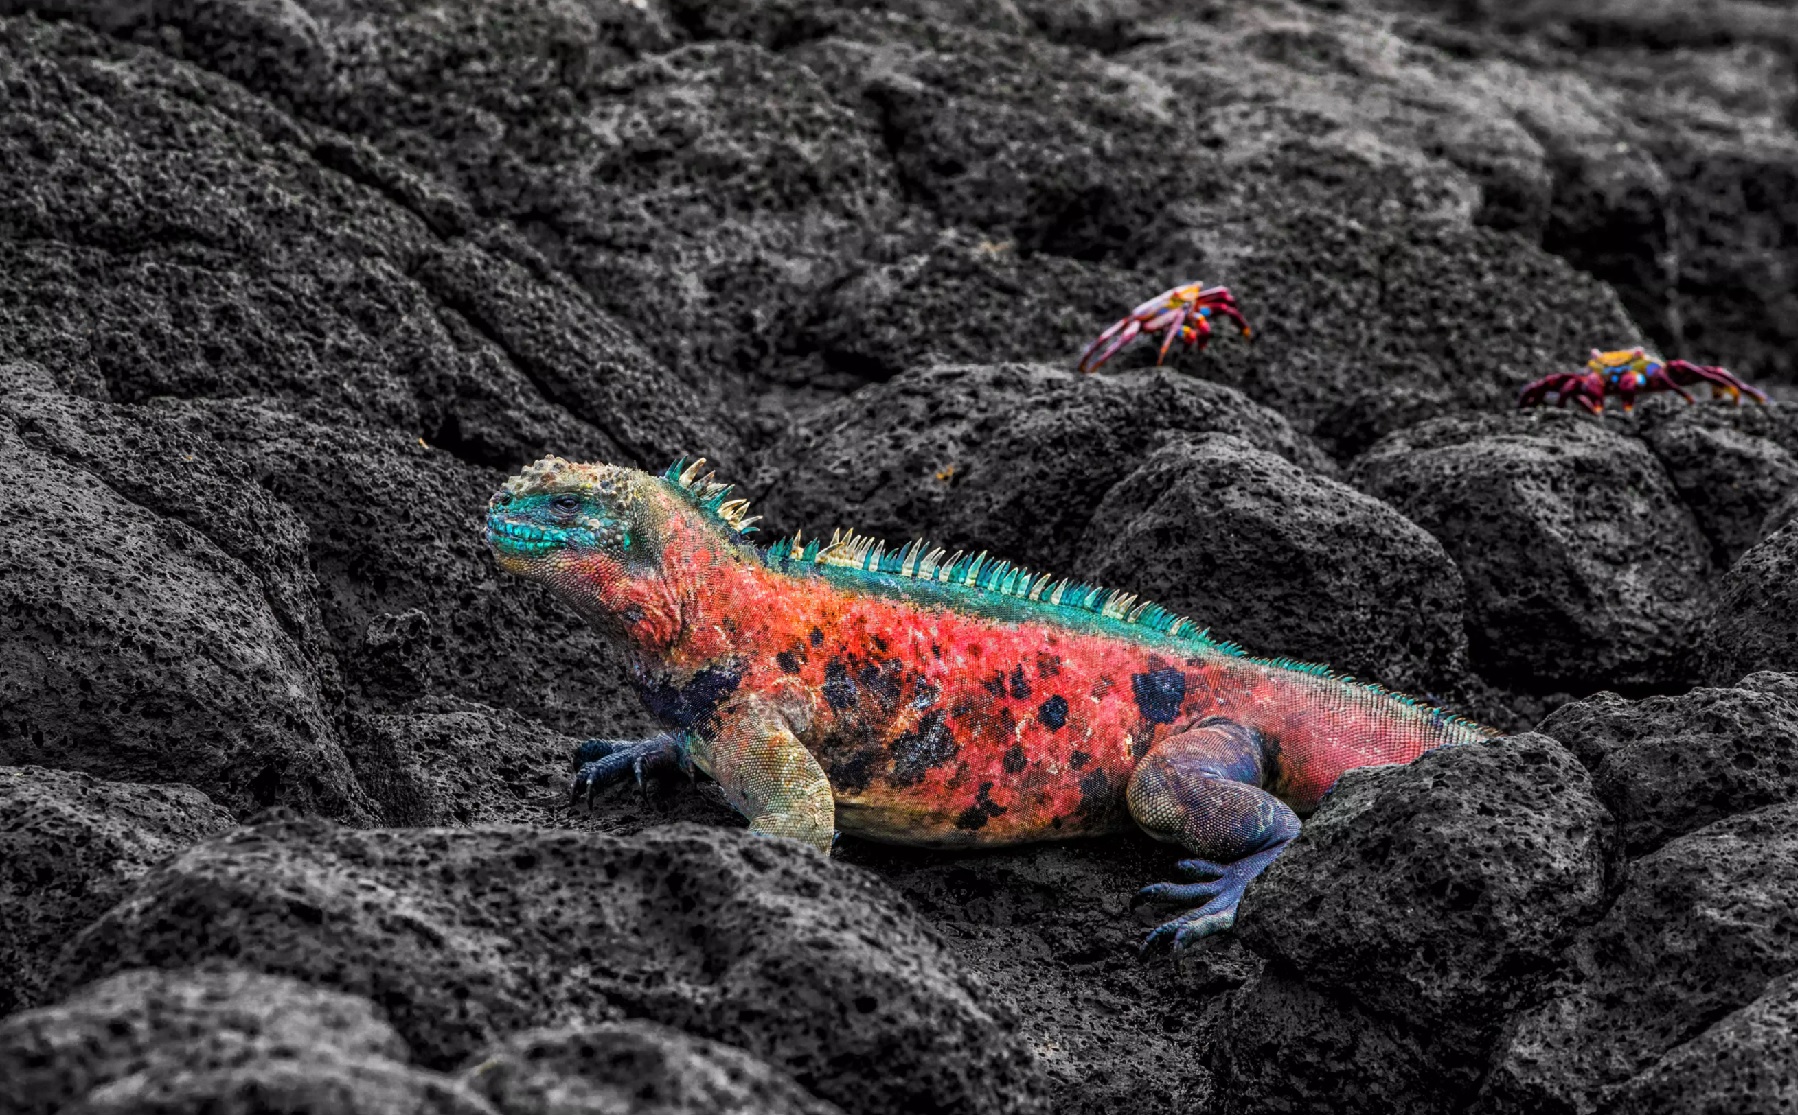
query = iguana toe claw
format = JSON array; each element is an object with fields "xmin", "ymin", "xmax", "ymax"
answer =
[
  {"xmin": 569, "ymin": 732, "xmax": 684, "ymax": 812},
  {"xmin": 1134, "ymin": 846, "xmax": 1286, "ymax": 953}
]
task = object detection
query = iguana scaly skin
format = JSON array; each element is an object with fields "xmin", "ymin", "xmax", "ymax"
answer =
[{"xmin": 487, "ymin": 456, "xmax": 1497, "ymax": 949}]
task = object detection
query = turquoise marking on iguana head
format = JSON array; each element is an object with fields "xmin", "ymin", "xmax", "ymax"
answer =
[{"xmin": 486, "ymin": 456, "xmax": 642, "ymax": 568}]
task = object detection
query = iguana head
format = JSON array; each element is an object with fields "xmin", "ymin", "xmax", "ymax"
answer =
[
  {"xmin": 486, "ymin": 455, "xmax": 756, "ymax": 648},
  {"xmin": 486, "ymin": 455, "xmax": 683, "ymax": 642}
]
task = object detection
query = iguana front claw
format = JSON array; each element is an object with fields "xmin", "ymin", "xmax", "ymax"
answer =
[
  {"xmin": 1134, "ymin": 847, "xmax": 1286, "ymax": 953},
  {"xmin": 570, "ymin": 731, "xmax": 686, "ymax": 810}
]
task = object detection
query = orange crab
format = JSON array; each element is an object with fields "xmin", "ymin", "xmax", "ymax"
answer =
[
  {"xmin": 1077, "ymin": 282, "xmax": 1253, "ymax": 374},
  {"xmin": 1519, "ymin": 348, "xmax": 1768, "ymax": 414}
]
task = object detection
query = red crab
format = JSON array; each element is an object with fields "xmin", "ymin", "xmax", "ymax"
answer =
[
  {"xmin": 1518, "ymin": 347, "xmax": 1768, "ymax": 414},
  {"xmin": 1077, "ymin": 282, "xmax": 1254, "ymax": 373}
]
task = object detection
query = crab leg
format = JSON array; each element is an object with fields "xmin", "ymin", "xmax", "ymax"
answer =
[
  {"xmin": 1657, "ymin": 360, "xmax": 1768, "ymax": 404},
  {"xmin": 1156, "ymin": 304, "xmax": 1192, "ymax": 365},
  {"xmin": 1078, "ymin": 318, "xmax": 1143, "ymax": 373}
]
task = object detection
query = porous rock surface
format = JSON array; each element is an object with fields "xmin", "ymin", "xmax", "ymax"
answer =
[
  {"xmin": 49, "ymin": 817, "xmax": 1034, "ymax": 1113},
  {"xmin": 0, "ymin": 967, "xmax": 489, "ymax": 1115},
  {"xmin": 3, "ymin": 0, "xmax": 1798, "ymax": 1111}
]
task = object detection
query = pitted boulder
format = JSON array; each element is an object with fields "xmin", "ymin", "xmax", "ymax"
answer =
[
  {"xmin": 0, "ymin": 413, "xmax": 375, "ymax": 823},
  {"xmin": 1076, "ymin": 433, "xmax": 1471, "ymax": 695},
  {"xmin": 1487, "ymin": 799, "xmax": 1798, "ymax": 1111},
  {"xmin": 1351, "ymin": 410, "xmax": 1708, "ymax": 693},
  {"xmin": 0, "ymin": 967, "xmax": 486, "ymax": 1114},
  {"xmin": 459, "ymin": 1021, "xmax": 837, "ymax": 1114},
  {"xmin": 755, "ymin": 362, "xmax": 1330, "ymax": 574},
  {"xmin": 0, "ymin": 766, "xmax": 233, "ymax": 1017},
  {"xmin": 52, "ymin": 818, "xmax": 1041, "ymax": 1113},
  {"xmin": 1539, "ymin": 673, "xmax": 1798, "ymax": 855},
  {"xmin": 1209, "ymin": 733, "xmax": 1617, "ymax": 1111},
  {"xmin": 1633, "ymin": 405, "xmax": 1798, "ymax": 568},
  {"xmin": 1696, "ymin": 521, "xmax": 1798, "ymax": 684}
]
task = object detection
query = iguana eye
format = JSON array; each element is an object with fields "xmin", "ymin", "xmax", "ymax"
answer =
[{"xmin": 550, "ymin": 494, "xmax": 580, "ymax": 518}]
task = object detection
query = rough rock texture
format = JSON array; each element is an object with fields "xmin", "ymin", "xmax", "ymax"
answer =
[
  {"xmin": 1489, "ymin": 799, "xmax": 1798, "ymax": 1111},
  {"xmin": 1633, "ymin": 399, "xmax": 1798, "ymax": 567},
  {"xmin": 0, "ymin": 390, "xmax": 374, "ymax": 822},
  {"xmin": 51, "ymin": 818, "xmax": 1040, "ymax": 1113},
  {"xmin": 1697, "ymin": 521, "xmax": 1798, "ymax": 685},
  {"xmin": 1351, "ymin": 409, "xmax": 1710, "ymax": 694},
  {"xmin": 1379, "ymin": 0, "xmax": 1798, "ymax": 386},
  {"xmin": 0, "ymin": 767, "xmax": 235, "ymax": 1017},
  {"xmin": 1076, "ymin": 433, "xmax": 1471, "ymax": 694},
  {"xmin": 460, "ymin": 1022, "xmax": 837, "ymax": 1115},
  {"xmin": 1207, "ymin": 733, "xmax": 1618, "ymax": 1111},
  {"xmin": 1539, "ymin": 673, "xmax": 1798, "ymax": 855},
  {"xmin": 753, "ymin": 362, "xmax": 1331, "ymax": 571},
  {"xmin": 0, "ymin": 967, "xmax": 487, "ymax": 1114},
  {"xmin": 0, "ymin": 15, "xmax": 732, "ymax": 470},
  {"xmin": 1608, "ymin": 970, "xmax": 1798, "ymax": 1114}
]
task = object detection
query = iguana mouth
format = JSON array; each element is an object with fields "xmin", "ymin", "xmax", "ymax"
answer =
[{"xmin": 485, "ymin": 516, "xmax": 564, "ymax": 553}]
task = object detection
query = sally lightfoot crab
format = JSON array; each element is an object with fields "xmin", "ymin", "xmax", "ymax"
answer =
[
  {"xmin": 1519, "ymin": 348, "xmax": 1768, "ymax": 414},
  {"xmin": 1077, "ymin": 282, "xmax": 1254, "ymax": 373}
]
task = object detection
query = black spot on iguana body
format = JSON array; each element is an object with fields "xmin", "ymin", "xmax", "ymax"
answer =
[
  {"xmin": 1070, "ymin": 749, "xmax": 1091, "ymax": 770},
  {"xmin": 810, "ymin": 627, "xmax": 824, "ymax": 647},
  {"xmin": 634, "ymin": 665, "xmax": 741, "ymax": 730},
  {"xmin": 829, "ymin": 746, "xmax": 883, "ymax": 796},
  {"xmin": 1002, "ymin": 743, "xmax": 1027, "ymax": 774},
  {"xmin": 955, "ymin": 781, "xmax": 1006, "ymax": 830},
  {"xmin": 1132, "ymin": 667, "xmax": 1186, "ymax": 724},
  {"xmin": 823, "ymin": 660, "xmax": 858, "ymax": 711},
  {"xmin": 776, "ymin": 649, "xmax": 802, "ymax": 673},
  {"xmin": 889, "ymin": 709, "xmax": 957, "ymax": 787},
  {"xmin": 982, "ymin": 671, "xmax": 1007, "ymax": 697},
  {"xmin": 1075, "ymin": 768, "xmax": 1112, "ymax": 823},
  {"xmin": 1008, "ymin": 665, "xmax": 1031, "ymax": 700},
  {"xmin": 1039, "ymin": 694, "xmax": 1069, "ymax": 730},
  {"xmin": 859, "ymin": 659, "xmax": 904, "ymax": 707}
]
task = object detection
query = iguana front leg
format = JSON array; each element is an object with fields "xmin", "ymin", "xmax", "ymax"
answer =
[
  {"xmin": 1127, "ymin": 717, "xmax": 1301, "ymax": 951},
  {"xmin": 570, "ymin": 731, "xmax": 688, "ymax": 810},
  {"xmin": 689, "ymin": 695, "xmax": 835, "ymax": 854}
]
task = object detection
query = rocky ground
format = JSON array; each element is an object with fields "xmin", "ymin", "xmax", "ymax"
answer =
[{"xmin": 3, "ymin": 0, "xmax": 1798, "ymax": 1111}]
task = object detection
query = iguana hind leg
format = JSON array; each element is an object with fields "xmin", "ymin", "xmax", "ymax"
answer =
[
  {"xmin": 690, "ymin": 696, "xmax": 836, "ymax": 854},
  {"xmin": 1127, "ymin": 717, "xmax": 1300, "ymax": 952}
]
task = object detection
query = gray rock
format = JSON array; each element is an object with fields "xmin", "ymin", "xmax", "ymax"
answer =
[
  {"xmin": 1351, "ymin": 410, "xmax": 1709, "ymax": 693},
  {"xmin": 753, "ymin": 362, "xmax": 1330, "ymax": 574},
  {"xmin": 1375, "ymin": 0, "xmax": 1798, "ymax": 388},
  {"xmin": 1075, "ymin": 433, "xmax": 1472, "ymax": 694},
  {"xmin": 0, "ymin": 966, "xmax": 489, "ymax": 1115},
  {"xmin": 51, "ymin": 818, "xmax": 1042, "ymax": 1113},
  {"xmin": 1762, "ymin": 488, "xmax": 1798, "ymax": 543},
  {"xmin": 1487, "ymin": 799, "xmax": 1798, "ymax": 1110},
  {"xmin": 1610, "ymin": 969, "xmax": 1798, "ymax": 1114},
  {"xmin": 0, "ymin": 407, "xmax": 375, "ymax": 822},
  {"xmin": 1538, "ymin": 673, "xmax": 1798, "ymax": 854},
  {"xmin": 794, "ymin": 231, "xmax": 1166, "ymax": 387},
  {"xmin": 0, "ymin": 767, "xmax": 234, "ymax": 1016},
  {"xmin": 0, "ymin": 13, "xmax": 729, "ymax": 469},
  {"xmin": 460, "ymin": 1021, "xmax": 837, "ymax": 1114},
  {"xmin": 1212, "ymin": 733, "xmax": 1617, "ymax": 1110},
  {"xmin": 1696, "ymin": 520, "xmax": 1798, "ymax": 684},
  {"xmin": 1633, "ymin": 402, "xmax": 1798, "ymax": 568}
]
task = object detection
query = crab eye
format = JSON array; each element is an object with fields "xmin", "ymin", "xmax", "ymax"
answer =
[{"xmin": 550, "ymin": 494, "xmax": 581, "ymax": 517}]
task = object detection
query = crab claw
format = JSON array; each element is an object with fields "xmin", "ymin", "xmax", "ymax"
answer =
[
  {"xmin": 1078, "ymin": 282, "xmax": 1253, "ymax": 374},
  {"xmin": 1654, "ymin": 360, "xmax": 1768, "ymax": 405}
]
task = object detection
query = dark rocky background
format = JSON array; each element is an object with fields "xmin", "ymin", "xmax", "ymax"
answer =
[{"xmin": 2, "ymin": 0, "xmax": 1797, "ymax": 1110}]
